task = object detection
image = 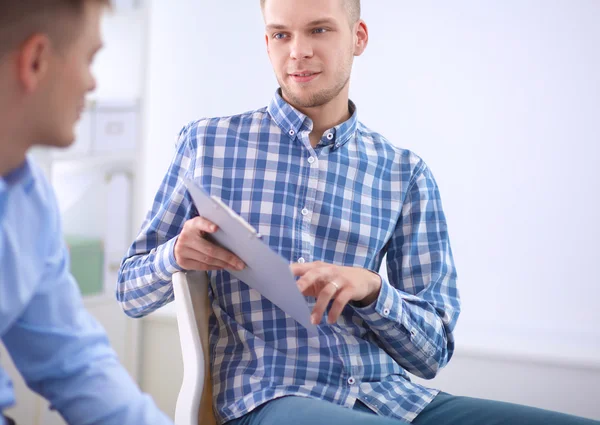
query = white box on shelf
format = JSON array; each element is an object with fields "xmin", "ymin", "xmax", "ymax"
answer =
[
  {"xmin": 92, "ymin": 100, "xmax": 138, "ymax": 154},
  {"xmin": 112, "ymin": 0, "xmax": 138, "ymax": 12}
]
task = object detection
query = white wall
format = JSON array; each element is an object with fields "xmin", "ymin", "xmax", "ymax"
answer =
[
  {"xmin": 141, "ymin": 0, "xmax": 600, "ymax": 419},
  {"xmin": 141, "ymin": 0, "xmax": 276, "ymax": 222},
  {"xmin": 354, "ymin": 0, "xmax": 600, "ymax": 366},
  {"xmin": 92, "ymin": 9, "xmax": 146, "ymax": 100}
]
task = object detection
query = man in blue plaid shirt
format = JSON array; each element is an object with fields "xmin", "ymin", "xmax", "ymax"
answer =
[{"xmin": 117, "ymin": 0, "xmax": 598, "ymax": 424}]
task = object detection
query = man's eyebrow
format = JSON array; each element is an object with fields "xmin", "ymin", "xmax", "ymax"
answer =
[
  {"xmin": 265, "ymin": 23, "xmax": 287, "ymax": 31},
  {"xmin": 265, "ymin": 18, "xmax": 337, "ymax": 31},
  {"xmin": 306, "ymin": 18, "xmax": 337, "ymax": 27}
]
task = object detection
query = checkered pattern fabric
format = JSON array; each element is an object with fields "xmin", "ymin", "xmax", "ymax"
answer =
[{"xmin": 117, "ymin": 90, "xmax": 460, "ymax": 424}]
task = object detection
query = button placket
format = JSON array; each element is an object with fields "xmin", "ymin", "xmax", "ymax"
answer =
[{"xmin": 298, "ymin": 143, "xmax": 319, "ymax": 275}]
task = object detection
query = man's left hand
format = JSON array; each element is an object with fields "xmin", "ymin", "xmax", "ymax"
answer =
[{"xmin": 291, "ymin": 262, "xmax": 382, "ymax": 325}]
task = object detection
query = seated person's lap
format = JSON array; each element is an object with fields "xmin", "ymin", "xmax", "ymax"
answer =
[
  {"xmin": 413, "ymin": 392, "xmax": 599, "ymax": 425},
  {"xmin": 226, "ymin": 396, "xmax": 406, "ymax": 425},
  {"xmin": 227, "ymin": 393, "xmax": 599, "ymax": 425}
]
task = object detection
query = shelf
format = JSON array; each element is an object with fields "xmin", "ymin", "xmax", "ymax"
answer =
[
  {"xmin": 110, "ymin": 0, "xmax": 144, "ymax": 15},
  {"xmin": 50, "ymin": 151, "xmax": 137, "ymax": 174}
]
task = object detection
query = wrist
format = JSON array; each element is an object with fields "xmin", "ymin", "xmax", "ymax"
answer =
[{"xmin": 359, "ymin": 270, "xmax": 382, "ymax": 306}]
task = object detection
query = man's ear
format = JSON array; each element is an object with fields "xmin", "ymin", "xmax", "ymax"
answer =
[
  {"xmin": 353, "ymin": 20, "xmax": 369, "ymax": 57},
  {"xmin": 17, "ymin": 34, "xmax": 51, "ymax": 93},
  {"xmin": 265, "ymin": 33, "xmax": 270, "ymax": 54}
]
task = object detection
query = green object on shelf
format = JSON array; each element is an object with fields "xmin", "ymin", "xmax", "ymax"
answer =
[{"xmin": 65, "ymin": 235, "xmax": 104, "ymax": 296}]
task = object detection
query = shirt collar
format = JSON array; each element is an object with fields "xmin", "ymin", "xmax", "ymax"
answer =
[
  {"xmin": 0, "ymin": 158, "xmax": 35, "ymax": 194},
  {"xmin": 267, "ymin": 89, "xmax": 358, "ymax": 151}
]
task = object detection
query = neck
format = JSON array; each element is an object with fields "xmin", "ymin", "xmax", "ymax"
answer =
[
  {"xmin": 0, "ymin": 141, "xmax": 28, "ymax": 178},
  {"xmin": 0, "ymin": 75, "xmax": 33, "ymax": 177},
  {"xmin": 288, "ymin": 86, "xmax": 351, "ymax": 148},
  {"xmin": 0, "ymin": 117, "xmax": 30, "ymax": 177}
]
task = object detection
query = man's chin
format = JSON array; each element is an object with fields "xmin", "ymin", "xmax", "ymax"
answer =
[
  {"xmin": 59, "ymin": 137, "xmax": 77, "ymax": 149},
  {"xmin": 45, "ymin": 133, "xmax": 76, "ymax": 150},
  {"xmin": 289, "ymin": 95, "xmax": 331, "ymax": 110},
  {"xmin": 282, "ymin": 89, "xmax": 320, "ymax": 109}
]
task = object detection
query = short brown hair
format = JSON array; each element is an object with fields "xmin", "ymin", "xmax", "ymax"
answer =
[
  {"xmin": 260, "ymin": 0, "xmax": 361, "ymax": 25},
  {"xmin": 0, "ymin": 0, "xmax": 109, "ymax": 58}
]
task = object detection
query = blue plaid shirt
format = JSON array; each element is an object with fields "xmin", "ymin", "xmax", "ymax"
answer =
[{"xmin": 117, "ymin": 90, "xmax": 460, "ymax": 424}]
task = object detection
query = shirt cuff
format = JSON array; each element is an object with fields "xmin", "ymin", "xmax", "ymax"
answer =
[
  {"xmin": 351, "ymin": 275, "xmax": 403, "ymax": 330},
  {"xmin": 153, "ymin": 235, "xmax": 184, "ymax": 280}
]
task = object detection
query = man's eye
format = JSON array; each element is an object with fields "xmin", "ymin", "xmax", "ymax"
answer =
[
  {"xmin": 313, "ymin": 28, "xmax": 328, "ymax": 34},
  {"xmin": 274, "ymin": 33, "xmax": 288, "ymax": 40}
]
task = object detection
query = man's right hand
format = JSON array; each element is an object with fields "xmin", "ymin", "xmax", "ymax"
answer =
[{"xmin": 174, "ymin": 216, "xmax": 246, "ymax": 271}]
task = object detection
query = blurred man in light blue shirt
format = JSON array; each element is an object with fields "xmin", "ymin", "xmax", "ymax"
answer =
[{"xmin": 0, "ymin": 1, "xmax": 173, "ymax": 424}]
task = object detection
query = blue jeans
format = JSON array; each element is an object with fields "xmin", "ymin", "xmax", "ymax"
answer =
[{"xmin": 226, "ymin": 392, "xmax": 599, "ymax": 425}]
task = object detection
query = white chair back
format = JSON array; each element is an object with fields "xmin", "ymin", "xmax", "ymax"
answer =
[{"xmin": 172, "ymin": 271, "xmax": 216, "ymax": 425}]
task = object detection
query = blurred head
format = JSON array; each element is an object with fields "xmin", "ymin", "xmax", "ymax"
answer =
[
  {"xmin": 0, "ymin": 0, "xmax": 107, "ymax": 153},
  {"xmin": 261, "ymin": 0, "xmax": 368, "ymax": 110}
]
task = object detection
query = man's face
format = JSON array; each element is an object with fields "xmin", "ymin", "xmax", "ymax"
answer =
[
  {"xmin": 263, "ymin": 0, "xmax": 361, "ymax": 109},
  {"xmin": 35, "ymin": 2, "xmax": 104, "ymax": 148}
]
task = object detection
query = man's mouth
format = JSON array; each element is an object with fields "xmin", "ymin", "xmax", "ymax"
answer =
[{"xmin": 290, "ymin": 72, "xmax": 321, "ymax": 82}]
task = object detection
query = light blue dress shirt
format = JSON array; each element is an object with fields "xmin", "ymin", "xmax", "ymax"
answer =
[{"xmin": 0, "ymin": 159, "xmax": 173, "ymax": 425}]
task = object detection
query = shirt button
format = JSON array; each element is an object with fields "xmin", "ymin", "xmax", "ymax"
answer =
[
  {"xmin": 289, "ymin": 129, "xmax": 295, "ymax": 136},
  {"xmin": 301, "ymin": 208, "xmax": 309, "ymax": 216},
  {"xmin": 326, "ymin": 133, "xmax": 334, "ymax": 140},
  {"xmin": 347, "ymin": 377, "xmax": 356, "ymax": 385},
  {"xmin": 307, "ymin": 157, "xmax": 315, "ymax": 164},
  {"xmin": 382, "ymin": 308, "xmax": 390, "ymax": 317},
  {"xmin": 298, "ymin": 257, "xmax": 306, "ymax": 264}
]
